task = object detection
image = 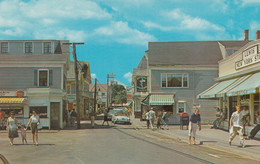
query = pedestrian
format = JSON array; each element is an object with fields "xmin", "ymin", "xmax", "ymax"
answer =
[
  {"xmin": 228, "ymin": 105, "xmax": 245, "ymax": 147},
  {"xmin": 188, "ymin": 108, "xmax": 201, "ymax": 145},
  {"xmin": 71, "ymin": 109, "xmax": 77, "ymax": 127},
  {"xmin": 246, "ymin": 111, "xmax": 260, "ymax": 140},
  {"xmin": 6, "ymin": 111, "xmax": 19, "ymax": 146},
  {"xmin": 241, "ymin": 106, "xmax": 250, "ymax": 135},
  {"xmin": 161, "ymin": 110, "xmax": 169, "ymax": 130},
  {"xmin": 20, "ymin": 124, "xmax": 27, "ymax": 144},
  {"xmin": 211, "ymin": 108, "xmax": 221, "ymax": 129},
  {"xmin": 102, "ymin": 109, "xmax": 109, "ymax": 126},
  {"xmin": 157, "ymin": 112, "xmax": 162, "ymax": 129},
  {"xmin": 145, "ymin": 111, "xmax": 150, "ymax": 129},
  {"xmin": 26, "ymin": 111, "xmax": 40, "ymax": 145},
  {"xmin": 148, "ymin": 107, "xmax": 155, "ymax": 130},
  {"xmin": 67, "ymin": 109, "xmax": 72, "ymax": 127}
]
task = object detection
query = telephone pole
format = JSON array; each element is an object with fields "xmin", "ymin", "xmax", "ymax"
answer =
[
  {"xmin": 63, "ymin": 42, "xmax": 84, "ymax": 129},
  {"xmin": 106, "ymin": 73, "xmax": 115, "ymax": 109}
]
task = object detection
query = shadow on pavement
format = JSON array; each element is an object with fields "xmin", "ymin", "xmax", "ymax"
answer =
[
  {"xmin": 63, "ymin": 123, "xmax": 116, "ymax": 130},
  {"xmin": 13, "ymin": 144, "xmax": 55, "ymax": 146}
]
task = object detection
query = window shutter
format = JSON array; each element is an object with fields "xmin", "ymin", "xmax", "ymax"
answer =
[
  {"xmin": 34, "ymin": 70, "xmax": 38, "ymax": 86},
  {"xmin": 49, "ymin": 70, "xmax": 53, "ymax": 86}
]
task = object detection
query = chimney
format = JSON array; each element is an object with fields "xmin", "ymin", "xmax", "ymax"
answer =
[
  {"xmin": 256, "ymin": 30, "xmax": 260, "ymax": 40},
  {"xmin": 244, "ymin": 29, "xmax": 249, "ymax": 41}
]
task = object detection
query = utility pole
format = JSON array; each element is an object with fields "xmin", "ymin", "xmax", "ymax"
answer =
[
  {"xmin": 106, "ymin": 73, "xmax": 115, "ymax": 109},
  {"xmin": 63, "ymin": 42, "xmax": 84, "ymax": 129}
]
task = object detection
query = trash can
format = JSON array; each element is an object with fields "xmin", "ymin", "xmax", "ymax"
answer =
[{"xmin": 179, "ymin": 112, "xmax": 189, "ymax": 130}]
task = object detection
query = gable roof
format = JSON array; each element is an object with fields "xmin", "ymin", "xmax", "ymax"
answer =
[
  {"xmin": 148, "ymin": 41, "xmax": 250, "ymax": 66},
  {"xmin": 89, "ymin": 84, "xmax": 107, "ymax": 92}
]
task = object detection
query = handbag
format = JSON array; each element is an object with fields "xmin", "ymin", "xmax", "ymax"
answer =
[{"xmin": 37, "ymin": 123, "xmax": 43, "ymax": 130}]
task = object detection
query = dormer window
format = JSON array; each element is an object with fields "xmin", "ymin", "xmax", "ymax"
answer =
[
  {"xmin": 25, "ymin": 42, "xmax": 33, "ymax": 53},
  {"xmin": 1, "ymin": 42, "xmax": 8, "ymax": 53},
  {"xmin": 44, "ymin": 42, "xmax": 51, "ymax": 54}
]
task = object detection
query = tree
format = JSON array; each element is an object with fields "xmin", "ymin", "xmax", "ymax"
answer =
[{"xmin": 111, "ymin": 84, "xmax": 127, "ymax": 104}]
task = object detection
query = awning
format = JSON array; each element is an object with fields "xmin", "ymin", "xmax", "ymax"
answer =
[
  {"xmin": 227, "ymin": 72, "xmax": 260, "ymax": 96},
  {"xmin": 0, "ymin": 98, "xmax": 25, "ymax": 104},
  {"xmin": 198, "ymin": 73, "xmax": 258, "ymax": 99},
  {"xmin": 142, "ymin": 94, "xmax": 174, "ymax": 106},
  {"xmin": 198, "ymin": 78, "xmax": 240, "ymax": 99}
]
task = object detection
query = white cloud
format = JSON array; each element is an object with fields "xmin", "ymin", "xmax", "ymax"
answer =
[
  {"xmin": 19, "ymin": 0, "xmax": 111, "ymax": 20},
  {"xmin": 123, "ymin": 72, "xmax": 132, "ymax": 83},
  {"xmin": 34, "ymin": 29, "xmax": 86, "ymax": 42},
  {"xmin": 250, "ymin": 21, "xmax": 260, "ymax": 31},
  {"xmin": 0, "ymin": 27, "xmax": 24, "ymax": 36},
  {"xmin": 141, "ymin": 21, "xmax": 173, "ymax": 31},
  {"xmin": 241, "ymin": 0, "xmax": 260, "ymax": 5},
  {"xmin": 94, "ymin": 21, "xmax": 156, "ymax": 45},
  {"xmin": 163, "ymin": 9, "xmax": 225, "ymax": 31},
  {"xmin": 91, "ymin": 73, "xmax": 97, "ymax": 79}
]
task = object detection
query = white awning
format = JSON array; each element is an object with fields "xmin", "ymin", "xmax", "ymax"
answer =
[{"xmin": 227, "ymin": 72, "xmax": 260, "ymax": 96}]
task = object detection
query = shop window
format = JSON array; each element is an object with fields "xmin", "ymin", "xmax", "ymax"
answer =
[
  {"xmin": 254, "ymin": 93, "xmax": 260, "ymax": 124},
  {"xmin": 44, "ymin": 42, "xmax": 51, "ymax": 54},
  {"xmin": 0, "ymin": 107, "xmax": 23, "ymax": 117},
  {"xmin": 161, "ymin": 73, "xmax": 189, "ymax": 88},
  {"xmin": 29, "ymin": 106, "xmax": 48, "ymax": 118},
  {"xmin": 229, "ymin": 96, "xmax": 237, "ymax": 119},
  {"xmin": 25, "ymin": 42, "xmax": 33, "ymax": 53},
  {"xmin": 1, "ymin": 42, "xmax": 8, "ymax": 53},
  {"xmin": 177, "ymin": 102, "xmax": 186, "ymax": 114}
]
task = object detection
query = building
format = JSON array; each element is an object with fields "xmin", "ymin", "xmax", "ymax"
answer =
[
  {"xmin": 66, "ymin": 61, "xmax": 91, "ymax": 119},
  {"xmin": 0, "ymin": 40, "xmax": 70, "ymax": 129},
  {"xmin": 133, "ymin": 39, "xmax": 250, "ymax": 124},
  {"xmin": 198, "ymin": 30, "xmax": 260, "ymax": 138},
  {"xmin": 89, "ymin": 84, "xmax": 107, "ymax": 113}
]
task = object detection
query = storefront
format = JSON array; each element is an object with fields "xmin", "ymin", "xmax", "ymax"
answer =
[
  {"xmin": 198, "ymin": 39, "xmax": 260, "ymax": 138},
  {"xmin": 0, "ymin": 89, "xmax": 65, "ymax": 129}
]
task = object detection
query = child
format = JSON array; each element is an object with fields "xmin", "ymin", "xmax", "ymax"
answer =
[{"xmin": 20, "ymin": 124, "xmax": 27, "ymax": 144}]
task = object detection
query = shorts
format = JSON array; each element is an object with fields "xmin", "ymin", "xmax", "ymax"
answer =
[{"xmin": 31, "ymin": 123, "xmax": 38, "ymax": 134}]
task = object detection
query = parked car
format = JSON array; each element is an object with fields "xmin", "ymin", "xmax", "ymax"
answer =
[
  {"xmin": 107, "ymin": 109, "xmax": 123, "ymax": 120},
  {"xmin": 112, "ymin": 112, "xmax": 131, "ymax": 124}
]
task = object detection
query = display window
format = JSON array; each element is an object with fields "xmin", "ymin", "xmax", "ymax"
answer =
[{"xmin": 29, "ymin": 106, "xmax": 48, "ymax": 118}]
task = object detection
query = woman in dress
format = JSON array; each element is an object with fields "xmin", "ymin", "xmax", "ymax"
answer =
[
  {"xmin": 6, "ymin": 111, "xmax": 19, "ymax": 145},
  {"xmin": 26, "ymin": 111, "xmax": 40, "ymax": 145}
]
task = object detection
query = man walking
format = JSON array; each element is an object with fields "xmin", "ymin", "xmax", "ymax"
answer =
[
  {"xmin": 229, "ymin": 105, "xmax": 245, "ymax": 147},
  {"xmin": 161, "ymin": 110, "xmax": 169, "ymax": 130},
  {"xmin": 188, "ymin": 108, "xmax": 201, "ymax": 145},
  {"xmin": 148, "ymin": 107, "xmax": 155, "ymax": 130}
]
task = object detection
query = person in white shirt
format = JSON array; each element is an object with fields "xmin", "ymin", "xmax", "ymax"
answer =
[
  {"xmin": 148, "ymin": 108, "xmax": 155, "ymax": 130},
  {"xmin": 145, "ymin": 111, "xmax": 150, "ymax": 129},
  {"xmin": 26, "ymin": 111, "xmax": 40, "ymax": 145},
  {"xmin": 229, "ymin": 105, "xmax": 245, "ymax": 147}
]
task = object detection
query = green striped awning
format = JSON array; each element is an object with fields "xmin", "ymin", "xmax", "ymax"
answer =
[{"xmin": 149, "ymin": 94, "xmax": 174, "ymax": 105}]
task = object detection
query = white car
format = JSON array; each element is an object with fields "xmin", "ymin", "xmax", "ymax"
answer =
[{"xmin": 112, "ymin": 113, "xmax": 131, "ymax": 124}]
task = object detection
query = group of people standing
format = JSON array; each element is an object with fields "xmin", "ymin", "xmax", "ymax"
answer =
[
  {"xmin": 145, "ymin": 108, "xmax": 169, "ymax": 130},
  {"xmin": 6, "ymin": 111, "xmax": 40, "ymax": 146}
]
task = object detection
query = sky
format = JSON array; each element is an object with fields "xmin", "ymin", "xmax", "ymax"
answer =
[{"xmin": 1, "ymin": 0, "xmax": 260, "ymax": 85}]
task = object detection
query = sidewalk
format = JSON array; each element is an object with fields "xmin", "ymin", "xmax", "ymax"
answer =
[{"xmin": 131, "ymin": 118, "xmax": 260, "ymax": 160}]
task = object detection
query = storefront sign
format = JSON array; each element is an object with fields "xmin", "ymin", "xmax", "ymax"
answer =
[
  {"xmin": 0, "ymin": 91, "xmax": 16, "ymax": 97},
  {"xmin": 236, "ymin": 46, "xmax": 260, "ymax": 69},
  {"xmin": 16, "ymin": 90, "xmax": 24, "ymax": 98},
  {"xmin": 136, "ymin": 76, "xmax": 147, "ymax": 92}
]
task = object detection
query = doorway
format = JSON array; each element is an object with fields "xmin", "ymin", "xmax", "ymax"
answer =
[{"xmin": 50, "ymin": 102, "xmax": 60, "ymax": 129}]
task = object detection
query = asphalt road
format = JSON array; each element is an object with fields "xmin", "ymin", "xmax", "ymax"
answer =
[{"xmin": 0, "ymin": 121, "xmax": 259, "ymax": 164}]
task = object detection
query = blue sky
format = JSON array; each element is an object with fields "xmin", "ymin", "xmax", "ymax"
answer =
[{"xmin": 1, "ymin": 0, "xmax": 260, "ymax": 85}]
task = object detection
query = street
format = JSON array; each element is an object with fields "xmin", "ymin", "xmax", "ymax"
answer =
[{"xmin": 0, "ymin": 120, "xmax": 259, "ymax": 164}]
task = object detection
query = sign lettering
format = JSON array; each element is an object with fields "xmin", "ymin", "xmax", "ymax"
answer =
[{"xmin": 236, "ymin": 46, "xmax": 260, "ymax": 70}]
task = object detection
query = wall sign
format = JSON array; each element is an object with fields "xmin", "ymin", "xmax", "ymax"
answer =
[
  {"xmin": 235, "ymin": 45, "xmax": 260, "ymax": 70},
  {"xmin": 136, "ymin": 76, "xmax": 147, "ymax": 92}
]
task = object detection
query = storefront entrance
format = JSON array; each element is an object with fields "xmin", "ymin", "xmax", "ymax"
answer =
[{"xmin": 50, "ymin": 102, "xmax": 60, "ymax": 129}]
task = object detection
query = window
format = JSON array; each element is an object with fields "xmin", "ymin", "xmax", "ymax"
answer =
[
  {"xmin": 177, "ymin": 102, "xmax": 186, "ymax": 113},
  {"xmin": 67, "ymin": 85, "xmax": 71, "ymax": 94},
  {"xmin": 71, "ymin": 84, "xmax": 76, "ymax": 94},
  {"xmin": 39, "ymin": 70, "xmax": 48, "ymax": 87},
  {"xmin": 102, "ymin": 93, "xmax": 106, "ymax": 97},
  {"xmin": 1, "ymin": 42, "xmax": 8, "ymax": 53},
  {"xmin": 161, "ymin": 73, "xmax": 189, "ymax": 88},
  {"xmin": 25, "ymin": 42, "xmax": 33, "ymax": 53},
  {"xmin": 29, "ymin": 106, "xmax": 48, "ymax": 118},
  {"xmin": 44, "ymin": 42, "xmax": 51, "ymax": 54}
]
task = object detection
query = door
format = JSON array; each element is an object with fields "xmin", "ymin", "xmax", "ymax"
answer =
[{"xmin": 50, "ymin": 102, "xmax": 60, "ymax": 129}]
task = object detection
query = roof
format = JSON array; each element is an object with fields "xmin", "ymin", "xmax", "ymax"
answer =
[
  {"xmin": 89, "ymin": 84, "xmax": 107, "ymax": 92},
  {"xmin": 148, "ymin": 41, "xmax": 250, "ymax": 66},
  {"xmin": 137, "ymin": 56, "xmax": 147, "ymax": 69},
  {"xmin": 67, "ymin": 61, "xmax": 90, "ymax": 79}
]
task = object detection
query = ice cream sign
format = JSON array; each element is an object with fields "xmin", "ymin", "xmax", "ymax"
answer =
[{"xmin": 235, "ymin": 45, "xmax": 260, "ymax": 69}]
